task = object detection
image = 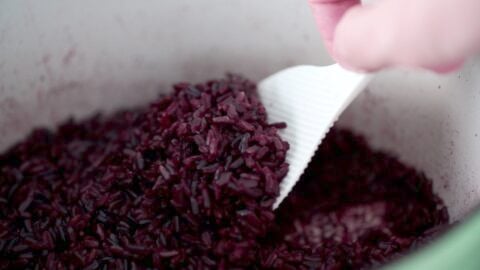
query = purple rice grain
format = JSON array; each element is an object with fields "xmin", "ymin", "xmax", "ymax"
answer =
[{"xmin": 0, "ymin": 75, "xmax": 448, "ymax": 269}]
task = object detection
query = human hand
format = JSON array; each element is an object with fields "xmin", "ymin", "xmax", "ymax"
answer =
[{"xmin": 308, "ymin": 0, "xmax": 480, "ymax": 73}]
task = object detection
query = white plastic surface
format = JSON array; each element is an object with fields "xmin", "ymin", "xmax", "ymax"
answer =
[{"xmin": 258, "ymin": 65, "xmax": 370, "ymax": 208}]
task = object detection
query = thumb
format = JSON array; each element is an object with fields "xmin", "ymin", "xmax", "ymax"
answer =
[
  {"xmin": 333, "ymin": 0, "xmax": 480, "ymax": 72},
  {"xmin": 308, "ymin": 0, "xmax": 360, "ymax": 55}
]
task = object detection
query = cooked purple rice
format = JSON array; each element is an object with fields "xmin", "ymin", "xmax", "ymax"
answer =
[{"xmin": 0, "ymin": 75, "xmax": 448, "ymax": 269}]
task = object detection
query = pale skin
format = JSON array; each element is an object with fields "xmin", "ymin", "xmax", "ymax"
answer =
[{"xmin": 308, "ymin": 0, "xmax": 480, "ymax": 73}]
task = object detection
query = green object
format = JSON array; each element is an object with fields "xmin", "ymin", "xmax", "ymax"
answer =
[{"xmin": 385, "ymin": 210, "xmax": 480, "ymax": 270}]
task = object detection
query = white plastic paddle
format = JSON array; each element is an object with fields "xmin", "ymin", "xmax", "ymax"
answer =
[{"xmin": 258, "ymin": 64, "xmax": 372, "ymax": 209}]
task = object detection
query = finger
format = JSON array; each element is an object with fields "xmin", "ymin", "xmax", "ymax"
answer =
[
  {"xmin": 332, "ymin": 0, "xmax": 480, "ymax": 72},
  {"xmin": 308, "ymin": 0, "xmax": 360, "ymax": 55}
]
